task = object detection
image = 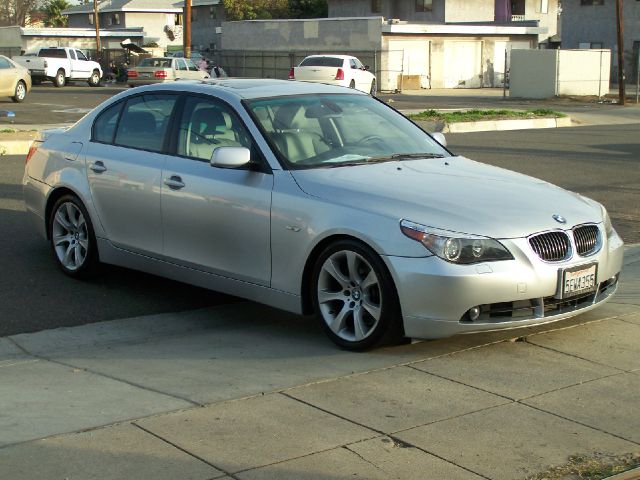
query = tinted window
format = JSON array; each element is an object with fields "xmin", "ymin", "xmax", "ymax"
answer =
[
  {"xmin": 114, "ymin": 94, "xmax": 178, "ymax": 152},
  {"xmin": 93, "ymin": 101, "xmax": 123, "ymax": 144},
  {"xmin": 69, "ymin": 50, "xmax": 77, "ymax": 60},
  {"xmin": 177, "ymin": 96, "xmax": 251, "ymax": 161},
  {"xmin": 176, "ymin": 59, "xmax": 188, "ymax": 71},
  {"xmin": 186, "ymin": 59, "xmax": 199, "ymax": 72},
  {"xmin": 38, "ymin": 49, "xmax": 67, "ymax": 58},
  {"xmin": 299, "ymin": 57, "xmax": 343, "ymax": 68},
  {"xmin": 76, "ymin": 50, "xmax": 88, "ymax": 61}
]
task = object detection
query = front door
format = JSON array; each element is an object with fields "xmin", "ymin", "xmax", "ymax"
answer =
[
  {"xmin": 161, "ymin": 95, "xmax": 273, "ymax": 286},
  {"xmin": 86, "ymin": 93, "xmax": 179, "ymax": 255}
]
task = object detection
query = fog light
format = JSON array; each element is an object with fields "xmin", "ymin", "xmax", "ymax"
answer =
[{"xmin": 468, "ymin": 306, "xmax": 481, "ymax": 322}]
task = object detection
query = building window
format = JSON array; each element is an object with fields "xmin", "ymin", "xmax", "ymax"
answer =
[
  {"xmin": 88, "ymin": 13, "xmax": 93, "ymax": 25},
  {"xmin": 209, "ymin": 6, "xmax": 216, "ymax": 19},
  {"xmin": 175, "ymin": 13, "xmax": 183, "ymax": 25},
  {"xmin": 537, "ymin": 0, "xmax": 548, "ymax": 13},
  {"xmin": 580, "ymin": 0, "xmax": 604, "ymax": 5},
  {"xmin": 107, "ymin": 13, "xmax": 120, "ymax": 25},
  {"xmin": 371, "ymin": 0, "xmax": 381, "ymax": 13},
  {"xmin": 415, "ymin": 0, "xmax": 433, "ymax": 12}
]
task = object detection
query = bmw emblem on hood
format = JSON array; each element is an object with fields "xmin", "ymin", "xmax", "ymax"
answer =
[{"xmin": 552, "ymin": 214, "xmax": 567, "ymax": 224}]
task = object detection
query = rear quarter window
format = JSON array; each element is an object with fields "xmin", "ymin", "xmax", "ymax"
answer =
[
  {"xmin": 299, "ymin": 57, "xmax": 343, "ymax": 68},
  {"xmin": 92, "ymin": 102, "xmax": 124, "ymax": 144}
]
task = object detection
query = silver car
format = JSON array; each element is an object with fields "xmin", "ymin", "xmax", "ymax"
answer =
[{"xmin": 23, "ymin": 80, "xmax": 624, "ymax": 350}]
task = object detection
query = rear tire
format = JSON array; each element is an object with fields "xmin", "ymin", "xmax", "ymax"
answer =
[
  {"xmin": 11, "ymin": 81, "xmax": 27, "ymax": 102},
  {"xmin": 349, "ymin": 80, "xmax": 355, "ymax": 89},
  {"xmin": 88, "ymin": 69, "xmax": 101, "ymax": 87},
  {"xmin": 54, "ymin": 69, "xmax": 66, "ymax": 88},
  {"xmin": 48, "ymin": 194, "xmax": 100, "ymax": 278},
  {"xmin": 311, "ymin": 239, "xmax": 404, "ymax": 351}
]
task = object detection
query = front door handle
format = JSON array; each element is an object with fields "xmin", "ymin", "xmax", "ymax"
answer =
[
  {"xmin": 90, "ymin": 161, "xmax": 107, "ymax": 173},
  {"xmin": 164, "ymin": 175, "xmax": 185, "ymax": 190}
]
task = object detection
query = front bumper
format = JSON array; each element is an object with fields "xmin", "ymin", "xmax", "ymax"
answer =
[{"xmin": 385, "ymin": 230, "xmax": 624, "ymax": 339}]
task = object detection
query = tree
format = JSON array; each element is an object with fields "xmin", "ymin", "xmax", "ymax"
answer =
[
  {"xmin": 222, "ymin": 0, "xmax": 289, "ymax": 21},
  {"xmin": 288, "ymin": 0, "xmax": 327, "ymax": 18},
  {"xmin": 43, "ymin": 0, "xmax": 70, "ymax": 27},
  {"xmin": 0, "ymin": 0, "xmax": 43, "ymax": 26}
]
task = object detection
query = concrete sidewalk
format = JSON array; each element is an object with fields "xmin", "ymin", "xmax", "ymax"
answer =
[{"xmin": 0, "ymin": 246, "xmax": 638, "ymax": 480}]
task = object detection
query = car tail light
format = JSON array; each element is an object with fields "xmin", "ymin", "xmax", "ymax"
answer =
[
  {"xmin": 288, "ymin": 68, "xmax": 295, "ymax": 79},
  {"xmin": 154, "ymin": 70, "xmax": 167, "ymax": 78},
  {"xmin": 335, "ymin": 68, "xmax": 344, "ymax": 80},
  {"xmin": 128, "ymin": 70, "xmax": 138, "ymax": 78},
  {"xmin": 25, "ymin": 141, "xmax": 41, "ymax": 165}
]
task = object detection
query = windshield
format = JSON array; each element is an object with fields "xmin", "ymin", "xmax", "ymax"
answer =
[{"xmin": 246, "ymin": 94, "xmax": 449, "ymax": 169}]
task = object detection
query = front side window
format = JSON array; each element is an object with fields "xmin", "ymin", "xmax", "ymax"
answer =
[
  {"xmin": 415, "ymin": 0, "xmax": 433, "ymax": 11},
  {"xmin": 114, "ymin": 94, "xmax": 178, "ymax": 152},
  {"xmin": 76, "ymin": 50, "xmax": 88, "ymax": 61},
  {"xmin": 247, "ymin": 94, "xmax": 448, "ymax": 168},
  {"xmin": 186, "ymin": 59, "xmax": 199, "ymax": 71},
  {"xmin": 176, "ymin": 59, "xmax": 188, "ymax": 71},
  {"xmin": 177, "ymin": 96, "xmax": 252, "ymax": 161}
]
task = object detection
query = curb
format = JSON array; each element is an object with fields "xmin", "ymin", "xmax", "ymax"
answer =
[
  {"xmin": 413, "ymin": 116, "xmax": 572, "ymax": 134},
  {"xmin": 1, "ymin": 140, "xmax": 33, "ymax": 156},
  {"xmin": 603, "ymin": 467, "xmax": 640, "ymax": 480}
]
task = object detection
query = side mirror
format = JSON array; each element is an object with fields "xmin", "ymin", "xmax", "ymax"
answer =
[
  {"xmin": 431, "ymin": 132, "xmax": 447, "ymax": 147},
  {"xmin": 211, "ymin": 146, "xmax": 251, "ymax": 168},
  {"xmin": 364, "ymin": 65, "xmax": 370, "ymax": 71}
]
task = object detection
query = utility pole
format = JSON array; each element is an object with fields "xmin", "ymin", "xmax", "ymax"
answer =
[
  {"xmin": 93, "ymin": 0, "xmax": 101, "ymax": 57},
  {"xmin": 615, "ymin": 0, "xmax": 625, "ymax": 105},
  {"xmin": 184, "ymin": 0, "xmax": 191, "ymax": 58}
]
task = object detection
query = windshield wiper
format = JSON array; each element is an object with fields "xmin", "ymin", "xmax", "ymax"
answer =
[{"xmin": 391, "ymin": 152, "xmax": 446, "ymax": 160}]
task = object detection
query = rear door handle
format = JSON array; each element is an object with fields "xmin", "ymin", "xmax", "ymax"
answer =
[
  {"xmin": 164, "ymin": 175, "xmax": 185, "ymax": 190},
  {"xmin": 90, "ymin": 161, "xmax": 107, "ymax": 173}
]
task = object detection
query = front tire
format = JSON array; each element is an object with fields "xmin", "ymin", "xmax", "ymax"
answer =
[
  {"xmin": 48, "ymin": 195, "xmax": 99, "ymax": 278},
  {"xmin": 370, "ymin": 79, "xmax": 376, "ymax": 96},
  {"xmin": 11, "ymin": 81, "xmax": 27, "ymax": 102},
  {"xmin": 311, "ymin": 240, "xmax": 404, "ymax": 351},
  {"xmin": 88, "ymin": 69, "xmax": 101, "ymax": 87},
  {"xmin": 54, "ymin": 69, "xmax": 66, "ymax": 87},
  {"xmin": 349, "ymin": 80, "xmax": 355, "ymax": 89}
]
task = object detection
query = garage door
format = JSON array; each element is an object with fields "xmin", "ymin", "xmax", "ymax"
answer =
[
  {"xmin": 384, "ymin": 39, "xmax": 430, "ymax": 91},
  {"xmin": 444, "ymin": 41, "xmax": 482, "ymax": 88}
]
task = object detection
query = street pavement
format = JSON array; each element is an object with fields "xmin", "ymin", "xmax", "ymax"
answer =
[
  {"xmin": 1, "ymin": 87, "xmax": 639, "ymax": 479},
  {"xmin": 0, "ymin": 246, "xmax": 638, "ymax": 479}
]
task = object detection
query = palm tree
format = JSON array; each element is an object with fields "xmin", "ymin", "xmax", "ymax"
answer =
[{"xmin": 44, "ymin": 0, "xmax": 70, "ymax": 27}]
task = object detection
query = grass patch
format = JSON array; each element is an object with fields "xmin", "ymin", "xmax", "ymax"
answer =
[
  {"xmin": 528, "ymin": 452, "xmax": 640, "ymax": 480},
  {"xmin": 0, "ymin": 128, "xmax": 17, "ymax": 133},
  {"xmin": 408, "ymin": 108, "xmax": 566, "ymax": 123}
]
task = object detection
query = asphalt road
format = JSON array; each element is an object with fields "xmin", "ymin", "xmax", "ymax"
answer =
[{"xmin": 1, "ymin": 125, "xmax": 639, "ymax": 336}]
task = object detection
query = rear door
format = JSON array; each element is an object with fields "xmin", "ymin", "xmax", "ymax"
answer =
[{"xmin": 85, "ymin": 93, "xmax": 179, "ymax": 255}]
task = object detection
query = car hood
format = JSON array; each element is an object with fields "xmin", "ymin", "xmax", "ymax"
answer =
[{"xmin": 290, "ymin": 156, "xmax": 602, "ymax": 239}]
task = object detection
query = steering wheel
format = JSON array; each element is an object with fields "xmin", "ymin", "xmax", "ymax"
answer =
[{"xmin": 356, "ymin": 135, "xmax": 385, "ymax": 146}]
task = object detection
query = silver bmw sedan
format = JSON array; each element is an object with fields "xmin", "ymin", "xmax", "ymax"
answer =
[{"xmin": 23, "ymin": 79, "xmax": 624, "ymax": 350}]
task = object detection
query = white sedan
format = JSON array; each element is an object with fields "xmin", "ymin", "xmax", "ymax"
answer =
[{"xmin": 289, "ymin": 55, "xmax": 377, "ymax": 95}]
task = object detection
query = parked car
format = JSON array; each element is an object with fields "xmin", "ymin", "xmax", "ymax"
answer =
[
  {"xmin": 23, "ymin": 80, "xmax": 623, "ymax": 350},
  {"xmin": 289, "ymin": 55, "xmax": 377, "ymax": 95},
  {"xmin": 12, "ymin": 47, "xmax": 102, "ymax": 87},
  {"xmin": 127, "ymin": 57, "xmax": 209, "ymax": 86},
  {"xmin": 0, "ymin": 55, "xmax": 31, "ymax": 102}
]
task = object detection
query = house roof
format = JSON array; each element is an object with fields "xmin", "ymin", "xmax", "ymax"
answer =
[{"xmin": 63, "ymin": 0, "xmax": 184, "ymax": 15}]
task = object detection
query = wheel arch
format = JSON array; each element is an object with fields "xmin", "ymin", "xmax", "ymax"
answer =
[{"xmin": 44, "ymin": 186, "xmax": 85, "ymax": 240}]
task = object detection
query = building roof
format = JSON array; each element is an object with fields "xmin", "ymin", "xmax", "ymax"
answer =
[
  {"xmin": 63, "ymin": 0, "xmax": 183, "ymax": 15},
  {"xmin": 18, "ymin": 26, "xmax": 145, "ymax": 38}
]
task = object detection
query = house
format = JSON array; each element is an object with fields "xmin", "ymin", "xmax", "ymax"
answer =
[
  {"xmin": 62, "ymin": 0, "xmax": 184, "ymax": 50},
  {"xmin": 561, "ymin": 0, "xmax": 640, "ymax": 82},
  {"xmin": 190, "ymin": 0, "xmax": 225, "ymax": 51},
  {"xmin": 220, "ymin": 0, "xmax": 559, "ymax": 90}
]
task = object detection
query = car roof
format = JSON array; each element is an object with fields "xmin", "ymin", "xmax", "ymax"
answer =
[{"xmin": 130, "ymin": 78, "xmax": 366, "ymax": 100}]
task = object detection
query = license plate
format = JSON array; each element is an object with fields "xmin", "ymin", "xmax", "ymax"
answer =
[
  {"xmin": 142, "ymin": 73, "xmax": 150, "ymax": 78},
  {"xmin": 560, "ymin": 264, "xmax": 597, "ymax": 298}
]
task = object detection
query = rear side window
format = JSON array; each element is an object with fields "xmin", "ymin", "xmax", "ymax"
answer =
[
  {"xmin": 38, "ymin": 49, "xmax": 67, "ymax": 58},
  {"xmin": 114, "ymin": 94, "xmax": 178, "ymax": 152},
  {"xmin": 0, "ymin": 57, "xmax": 12, "ymax": 69},
  {"xmin": 93, "ymin": 101, "xmax": 123, "ymax": 144},
  {"xmin": 299, "ymin": 57, "xmax": 343, "ymax": 68}
]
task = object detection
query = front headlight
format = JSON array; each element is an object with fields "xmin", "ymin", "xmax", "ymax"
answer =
[{"xmin": 400, "ymin": 219, "xmax": 514, "ymax": 264}]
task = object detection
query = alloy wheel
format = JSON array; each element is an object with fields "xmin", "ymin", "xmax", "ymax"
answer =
[
  {"xmin": 317, "ymin": 250, "xmax": 382, "ymax": 342},
  {"xmin": 15, "ymin": 82, "xmax": 26, "ymax": 101},
  {"xmin": 52, "ymin": 202, "xmax": 89, "ymax": 271}
]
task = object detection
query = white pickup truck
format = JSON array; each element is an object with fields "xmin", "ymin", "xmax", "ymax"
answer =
[
  {"xmin": 13, "ymin": 47, "xmax": 102, "ymax": 88},
  {"xmin": 288, "ymin": 55, "xmax": 377, "ymax": 95}
]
